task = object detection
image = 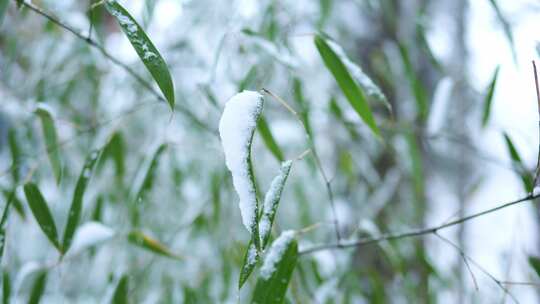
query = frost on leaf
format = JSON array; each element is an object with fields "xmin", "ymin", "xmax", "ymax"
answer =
[
  {"xmin": 326, "ymin": 40, "xmax": 390, "ymax": 111},
  {"xmin": 218, "ymin": 90, "xmax": 264, "ymax": 233},
  {"xmin": 259, "ymin": 160, "xmax": 292, "ymax": 247},
  {"xmin": 260, "ymin": 230, "xmax": 295, "ymax": 280}
]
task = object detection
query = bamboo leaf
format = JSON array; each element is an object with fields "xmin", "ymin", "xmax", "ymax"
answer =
[
  {"xmin": 105, "ymin": 0, "xmax": 175, "ymax": 110},
  {"xmin": 0, "ymin": 191, "xmax": 13, "ymax": 262},
  {"xmin": 23, "ymin": 183, "xmax": 61, "ymax": 251},
  {"xmin": 528, "ymin": 256, "xmax": 540, "ymax": 278},
  {"xmin": 259, "ymin": 161, "xmax": 292, "ymax": 248},
  {"xmin": 314, "ymin": 35, "xmax": 381, "ymax": 137},
  {"xmin": 133, "ymin": 144, "xmax": 167, "ymax": 202},
  {"xmin": 2, "ymin": 271, "xmax": 10, "ymax": 304},
  {"xmin": 128, "ymin": 230, "xmax": 181, "ymax": 260},
  {"xmin": 28, "ymin": 271, "xmax": 47, "ymax": 304},
  {"xmin": 258, "ymin": 117, "xmax": 285, "ymax": 162},
  {"xmin": 62, "ymin": 149, "xmax": 102, "ymax": 253},
  {"xmin": 503, "ymin": 133, "xmax": 533, "ymax": 192},
  {"xmin": 111, "ymin": 275, "xmax": 129, "ymax": 304},
  {"xmin": 8, "ymin": 129, "xmax": 21, "ymax": 183},
  {"xmin": 239, "ymin": 242, "xmax": 259, "ymax": 289},
  {"xmin": 252, "ymin": 231, "xmax": 298, "ymax": 304},
  {"xmin": 481, "ymin": 66, "xmax": 500, "ymax": 128},
  {"xmin": 99, "ymin": 132, "xmax": 126, "ymax": 181},
  {"xmin": 487, "ymin": 0, "xmax": 516, "ymax": 62},
  {"xmin": 35, "ymin": 105, "xmax": 62, "ymax": 184}
]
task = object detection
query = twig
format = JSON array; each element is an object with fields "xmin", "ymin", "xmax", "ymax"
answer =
[
  {"xmin": 532, "ymin": 61, "xmax": 540, "ymax": 189},
  {"xmin": 300, "ymin": 194, "xmax": 537, "ymax": 255},
  {"xmin": 435, "ymin": 233, "xmax": 519, "ymax": 303},
  {"xmin": 262, "ymin": 88, "xmax": 343, "ymax": 242}
]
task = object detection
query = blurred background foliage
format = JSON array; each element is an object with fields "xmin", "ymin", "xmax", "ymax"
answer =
[{"xmin": 0, "ymin": 0, "xmax": 540, "ymax": 303}]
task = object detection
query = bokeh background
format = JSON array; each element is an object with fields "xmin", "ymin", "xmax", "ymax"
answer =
[{"xmin": 1, "ymin": 0, "xmax": 540, "ymax": 302}]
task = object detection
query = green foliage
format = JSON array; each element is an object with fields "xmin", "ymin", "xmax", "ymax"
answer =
[
  {"xmin": 62, "ymin": 149, "xmax": 101, "ymax": 253},
  {"xmin": 528, "ymin": 256, "xmax": 540, "ymax": 278},
  {"xmin": 112, "ymin": 275, "xmax": 129, "ymax": 304},
  {"xmin": 128, "ymin": 230, "xmax": 181, "ymax": 260},
  {"xmin": 258, "ymin": 117, "xmax": 285, "ymax": 162},
  {"xmin": 35, "ymin": 105, "xmax": 62, "ymax": 184},
  {"xmin": 481, "ymin": 66, "xmax": 500, "ymax": 127},
  {"xmin": 105, "ymin": 0, "xmax": 175, "ymax": 110},
  {"xmin": 28, "ymin": 271, "xmax": 47, "ymax": 304},
  {"xmin": 314, "ymin": 35, "xmax": 381, "ymax": 137},
  {"xmin": 502, "ymin": 133, "xmax": 533, "ymax": 192},
  {"xmin": 23, "ymin": 183, "xmax": 61, "ymax": 251},
  {"xmin": 2, "ymin": 271, "xmax": 10, "ymax": 304}
]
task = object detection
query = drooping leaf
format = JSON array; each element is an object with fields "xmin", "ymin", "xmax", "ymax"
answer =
[
  {"xmin": 239, "ymin": 242, "xmax": 259, "ymax": 289},
  {"xmin": 487, "ymin": 0, "xmax": 516, "ymax": 62},
  {"xmin": 28, "ymin": 271, "xmax": 47, "ymax": 304},
  {"xmin": 503, "ymin": 133, "xmax": 533, "ymax": 192},
  {"xmin": 23, "ymin": 183, "xmax": 61, "ymax": 251},
  {"xmin": 314, "ymin": 35, "xmax": 381, "ymax": 137},
  {"xmin": 105, "ymin": 0, "xmax": 175, "ymax": 110},
  {"xmin": 397, "ymin": 42, "xmax": 429, "ymax": 121},
  {"xmin": 35, "ymin": 104, "xmax": 62, "ymax": 184},
  {"xmin": 111, "ymin": 275, "xmax": 129, "ymax": 304},
  {"xmin": 258, "ymin": 117, "xmax": 284, "ymax": 162},
  {"xmin": 133, "ymin": 144, "xmax": 167, "ymax": 202},
  {"xmin": 252, "ymin": 231, "xmax": 298, "ymax": 304},
  {"xmin": 7, "ymin": 129, "xmax": 20, "ymax": 184},
  {"xmin": 62, "ymin": 150, "xmax": 102, "ymax": 253},
  {"xmin": 481, "ymin": 66, "xmax": 500, "ymax": 128},
  {"xmin": 259, "ymin": 161, "xmax": 292, "ymax": 248},
  {"xmin": 528, "ymin": 256, "xmax": 540, "ymax": 278},
  {"xmin": 128, "ymin": 230, "xmax": 181, "ymax": 260},
  {"xmin": 2, "ymin": 271, "xmax": 10, "ymax": 304},
  {"xmin": 1, "ymin": 189, "xmax": 24, "ymax": 220}
]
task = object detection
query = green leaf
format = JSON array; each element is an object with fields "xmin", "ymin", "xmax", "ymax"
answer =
[
  {"xmin": 23, "ymin": 183, "xmax": 61, "ymax": 251},
  {"xmin": 238, "ymin": 242, "xmax": 259, "ymax": 289},
  {"xmin": 28, "ymin": 271, "xmax": 47, "ymax": 304},
  {"xmin": 397, "ymin": 42, "xmax": 429, "ymax": 120},
  {"xmin": 481, "ymin": 66, "xmax": 500, "ymax": 128},
  {"xmin": 100, "ymin": 131, "xmax": 126, "ymax": 182},
  {"xmin": 111, "ymin": 275, "xmax": 129, "ymax": 304},
  {"xmin": 259, "ymin": 161, "xmax": 292, "ymax": 248},
  {"xmin": 35, "ymin": 105, "xmax": 62, "ymax": 184},
  {"xmin": 128, "ymin": 230, "xmax": 181, "ymax": 260},
  {"xmin": 503, "ymin": 133, "xmax": 533, "ymax": 192},
  {"xmin": 105, "ymin": 0, "xmax": 175, "ymax": 110},
  {"xmin": 62, "ymin": 149, "xmax": 102, "ymax": 253},
  {"xmin": 314, "ymin": 35, "xmax": 381, "ymax": 137},
  {"xmin": 133, "ymin": 144, "xmax": 167, "ymax": 202},
  {"xmin": 292, "ymin": 78, "xmax": 312, "ymax": 138},
  {"xmin": 8, "ymin": 129, "xmax": 21, "ymax": 183},
  {"xmin": 252, "ymin": 232, "xmax": 298, "ymax": 304},
  {"xmin": 487, "ymin": 0, "xmax": 516, "ymax": 62},
  {"xmin": 0, "ymin": 191, "xmax": 13, "ymax": 262},
  {"xmin": 258, "ymin": 117, "xmax": 284, "ymax": 162},
  {"xmin": 1, "ymin": 189, "xmax": 24, "ymax": 220},
  {"xmin": 2, "ymin": 271, "xmax": 10, "ymax": 304},
  {"xmin": 528, "ymin": 256, "xmax": 540, "ymax": 278},
  {"xmin": 0, "ymin": 0, "xmax": 8, "ymax": 34}
]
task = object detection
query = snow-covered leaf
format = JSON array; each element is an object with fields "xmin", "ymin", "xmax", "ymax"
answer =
[
  {"xmin": 252, "ymin": 231, "xmax": 298, "ymax": 304},
  {"xmin": 218, "ymin": 90, "xmax": 264, "ymax": 249},
  {"xmin": 238, "ymin": 242, "xmax": 259, "ymax": 289},
  {"xmin": 68, "ymin": 222, "xmax": 115, "ymax": 256},
  {"xmin": 62, "ymin": 149, "xmax": 102, "ymax": 253},
  {"xmin": 105, "ymin": 0, "xmax": 175, "ymax": 110},
  {"xmin": 259, "ymin": 161, "xmax": 292, "ymax": 248},
  {"xmin": 314, "ymin": 35, "xmax": 381, "ymax": 138}
]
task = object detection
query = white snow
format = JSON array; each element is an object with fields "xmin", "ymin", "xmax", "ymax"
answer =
[
  {"xmin": 533, "ymin": 186, "xmax": 540, "ymax": 197},
  {"xmin": 68, "ymin": 222, "xmax": 115, "ymax": 256},
  {"xmin": 260, "ymin": 230, "xmax": 295, "ymax": 280},
  {"xmin": 259, "ymin": 160, "xmax": 292, "ymax": 242},
  {"xmin": 218, "ymin": 91, "xmax": 264, "ymax": 232},
  {"xmin": 246, "ymin": 243, "xmax": 258, "ymax": 266}
]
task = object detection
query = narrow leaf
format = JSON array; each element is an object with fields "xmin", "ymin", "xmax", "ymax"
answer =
[
  {"xmin": 252, "ymin": 231, "xmax": 298, "ymax": 304},
  {"xmin": 133, "ymin": 144, "xmax": 167, "ymax": 202},
  {"xmin": 2, "ymin": 271, "xmax": 10, "ymax": 304},
  {"xmin": 314, "ymin": 35, "xmax": 381, "ymax": 137},
  {"xmin": 0, "ymin": 191, "xmax": 13, "ymax": 262},
  {"xmin": 487, "ymin": 0, "xmax": 517, "ymax": 62},
  {"xmin": 8, "ymin": 129, "xmax": 20, "ymax": 183},
  {"xmin": 99, "ymin": 131, "xmax": 125, "ymax": 181},
  {"xmin": 258, "ymin": 117, "xmax": 284, "ymax": 162},
  {"xmin": 23, "ymin": 183, "xmax": 60, "ymax": 251},
  {"xmin": 259, "ymin": 161, "xmax": 292, "ymax": 248},
  {"xmin": 528, "ymin": 256, "xmax": 540, "ymax": 278},
  {"xmin": 35, "ymin": 105, "xmax": 62, "ymax": 184},
  {"xmin": 481, "ymin": 66, "xmax": 500, "ymax": 127},
  {"xmin": 128, "ymin": 230, "xmax": 181, "ymax": 260},
  {"xmin": 28, "ymin": 271, "xmax": 47, "ymax": 304},
  {"xmin": 111, "ymin": 275, "xmax": 128, "ymax": 304},
  {"xmin": 238, "ymin": 242, "xmax": 259, "ymax": 289},
  {"xmin": 62, "ymin": 150, "xmax": 102, "ymax": 253},
  {"xmin": 105, "ymin": 0, "xmax": 175, "ymax": 110},
  {"xmin": 503, "ymin": 133, "xmax": 533, "ymax": 192}
]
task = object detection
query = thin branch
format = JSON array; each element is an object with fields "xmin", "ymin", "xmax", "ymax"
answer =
[
  {"xmin": 262, "ymin": 88, "xmax": 343, "ymax": 242},
  {"xmin": 300, "ymin": 194, "xmax": 537, "ymax": 255},
  {"xmin": 435, "ymin": 233, "xmax": 519, "ymax": 303},
  {"xmin": 532, "ymin": 61, "xmax": 540, "ymax": 189}
]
